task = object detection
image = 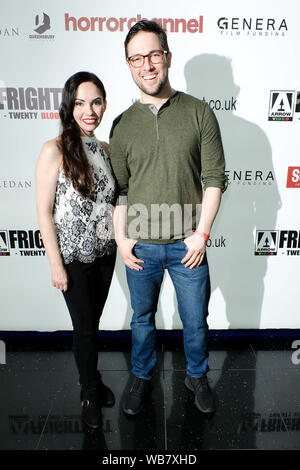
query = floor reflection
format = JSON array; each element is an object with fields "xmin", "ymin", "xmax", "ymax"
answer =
[{"xmin": 0, "ymin": 344, "xmax": 300, "ymax": 450}]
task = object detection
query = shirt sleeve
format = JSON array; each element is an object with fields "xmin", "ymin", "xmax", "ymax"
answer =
[
  {"xmin": 109, "ymin": 115, "xmax": 129, "ymax": 205},
  {"xmin": 200, "ymin": 103, "xmax": 227, "ymax": 193}
]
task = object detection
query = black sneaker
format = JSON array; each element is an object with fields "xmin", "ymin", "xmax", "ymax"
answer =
[
  {"xmin": 123, "ymin": 376, "xmax": 150, "ymax": 415},
  {"xmin": 185, "ymin": 375, "xmax": 215, "ymax": 413},
  {"xmin": 81, "ymin": 387, "xmax": 102, "ymax": 429}
]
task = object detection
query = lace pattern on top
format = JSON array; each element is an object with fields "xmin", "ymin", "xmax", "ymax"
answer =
[{"xmin": 53, "ymin": 136, "xmax": 116, "ymax": 264}]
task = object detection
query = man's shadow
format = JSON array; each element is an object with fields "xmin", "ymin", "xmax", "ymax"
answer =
[{"xmin": 182, "ymin": 53, "xmax": 281, "ymax": 330}]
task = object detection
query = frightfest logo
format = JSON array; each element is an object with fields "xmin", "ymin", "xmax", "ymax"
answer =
[
  {"xmin": 0, "ymin": 87, "xmax": 62, "ymax": 120},
  {"xmin": 0, "ymin": 230, "xmax": 45, "ymax": 257}
]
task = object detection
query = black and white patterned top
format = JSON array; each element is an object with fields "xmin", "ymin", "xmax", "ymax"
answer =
[{"xmin": 53, "ymin": 136, "xmax": 116, "ymax": 264}]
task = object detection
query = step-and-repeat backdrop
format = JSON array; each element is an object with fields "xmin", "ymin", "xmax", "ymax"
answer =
[{"xmin": 1, "ymin": 0, "xmax": 299, "ymax": 332}]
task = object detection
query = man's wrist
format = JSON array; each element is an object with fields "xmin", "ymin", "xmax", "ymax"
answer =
[
  {"xmin": 194, "ymin": 230, "xmax": 210, "ymax": 241},
  {"xmin": 115, "ymin": 235, "xmax": 128, "ymax": 245}
]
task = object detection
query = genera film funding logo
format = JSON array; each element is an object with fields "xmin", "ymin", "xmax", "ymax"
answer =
[
  {"xmin": 225, "ymin": 169, "xmax": 275, "ymax": 187},
  {"xmin": 255, "ymin": 230, "xmax": 300, "ymax": 256},
  {"xmin": 29, "ymin": 12, "xmax": 54, "ymax": 40},
  {"xmin": 287, "ymin": 167, "xmax": 300, "ymax": 188},
  {"xmin": 0, "ymin": 230, "xmax": 45, "ymax": 257},
  {"xmin": 268, "ymin": 90, "xmax": 298, "ymax": 121},
  {"xmin": 217, "ymin": 17, "xmax": 287, "ymax": 37}
]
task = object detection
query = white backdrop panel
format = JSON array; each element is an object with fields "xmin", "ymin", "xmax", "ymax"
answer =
[{"xmin": 0, "ymin": 0, "xmax": 299, "ymax": 331}]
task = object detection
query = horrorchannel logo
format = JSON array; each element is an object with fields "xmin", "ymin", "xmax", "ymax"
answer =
[
  {"xmin": 65, "ymin": 13, "xmax": 204, "ymax": 33},
  {"xmin": 0, "ymin": 230, "xmax": 45, "ymax": 257},
  {"xmin": 255, "ymin": 230, "xmax": 300, "ymax": 256}
]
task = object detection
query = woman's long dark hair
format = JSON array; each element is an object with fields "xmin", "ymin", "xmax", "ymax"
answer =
[{"xmin": 58, "ymin": 71, "xmax": 106, "ymax": 199}]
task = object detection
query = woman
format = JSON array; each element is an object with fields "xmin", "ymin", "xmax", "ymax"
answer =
[{"xmin": 35, "ymin": 71, "xmax": 116, "ymax": 429}]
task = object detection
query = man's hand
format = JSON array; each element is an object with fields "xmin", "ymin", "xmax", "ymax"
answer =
[
  {"xmin": 117, "ymin": 238, "xmax": 144, "ymax": 271},
  {"xmin": 181, "ymin": 233, "xmax": 207, "ymax": 269}
]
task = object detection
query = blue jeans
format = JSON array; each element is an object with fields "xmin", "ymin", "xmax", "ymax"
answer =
[{"xmin": 126, "ymin": 241, "xmax": 211, "ymax": 380}]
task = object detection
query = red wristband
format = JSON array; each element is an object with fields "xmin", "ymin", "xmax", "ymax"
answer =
[{"xmin": 195, "ymin": 230, "xmax": 210, "ymax": 241}]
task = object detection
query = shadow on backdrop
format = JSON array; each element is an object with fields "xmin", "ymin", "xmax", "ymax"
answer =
[{"xmin": 182, "ymin": 53, "xmax": 281, "ymax": 330}]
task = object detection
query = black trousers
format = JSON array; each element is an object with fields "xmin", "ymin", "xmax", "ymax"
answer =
[{"xmin": 62, "ymin": 252, "xmax": 116, "ymax": 390}]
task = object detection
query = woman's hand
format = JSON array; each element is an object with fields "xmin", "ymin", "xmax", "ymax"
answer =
[{"xmin": 51, "ymin": 263, "xmax": 68, "ymax": 292}]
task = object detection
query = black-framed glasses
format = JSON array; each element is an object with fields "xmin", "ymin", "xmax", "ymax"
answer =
[{"xmin": 127, "ymin": 50, "xmax": 168, "ymax": 68}]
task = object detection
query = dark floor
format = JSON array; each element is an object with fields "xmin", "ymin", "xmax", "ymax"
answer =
[{"xmin": 0, "ymin": 331, "xmax": 300, "ymax": 452}]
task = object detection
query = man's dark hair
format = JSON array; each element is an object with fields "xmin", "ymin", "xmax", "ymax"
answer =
[{"xmin": 124, "ymin": 20, "xmax": 170, "ymax": 58}]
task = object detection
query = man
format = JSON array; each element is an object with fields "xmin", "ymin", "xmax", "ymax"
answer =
[{"xmin": 109, "ymin": 20, "xmax": 227, "ymax": 416}]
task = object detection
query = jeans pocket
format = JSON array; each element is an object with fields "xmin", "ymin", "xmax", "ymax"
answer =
[
  {"xmin": 132, "ymin": 240, "xmax": 140, "ymax": 255},
  {"xmin": 181, "ymin": 240, "xmax": 189, "ymax": 251}
]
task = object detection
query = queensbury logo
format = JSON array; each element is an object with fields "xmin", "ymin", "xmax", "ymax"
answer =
[
  {"xmin": 29, "ymin": 13, "xmax": 54, "ymax": 39},
  {"xmin": 34, "ymin": 13, "xmax": 50, "ymax": 34}
]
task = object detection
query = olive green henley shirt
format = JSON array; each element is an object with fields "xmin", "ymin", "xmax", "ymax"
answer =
[{"xmin": 109, "ymin": 91, "xmax": 227, "ymax": 243}]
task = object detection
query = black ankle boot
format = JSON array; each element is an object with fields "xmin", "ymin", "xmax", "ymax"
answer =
[
  {"xmin": 96, "ymin": 372, "xmax": 115, "ymax": 407},
  {"xmin": 81, "ymin": 387, "xmax": 102, "ymax": 429}
]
